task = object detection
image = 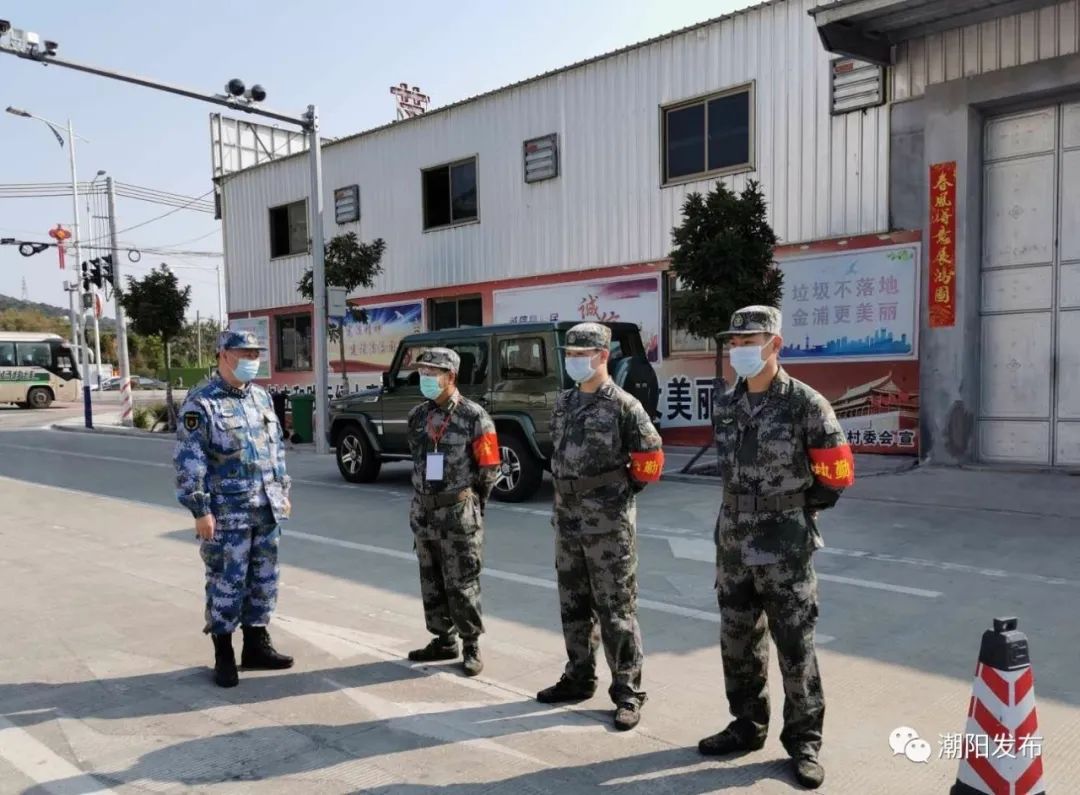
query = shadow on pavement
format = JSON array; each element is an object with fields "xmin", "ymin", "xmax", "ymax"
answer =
[
  {"xmin": 0, "ymin": 660, "xmax": 425, "ymax": 729},
  {"xmin": 21, "ymin": 713, "xmax": 798, "ymax": 795}
]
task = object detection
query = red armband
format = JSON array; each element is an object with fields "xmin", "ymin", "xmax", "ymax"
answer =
[
  {"xmin": 472, "ymin": 432, "xmax": 501, "ymax": 467},
  {"xmin": 629, "ymin": 450, "xmax": 665, "ymax": 483},
  {"xmin": 809, "ymin": 445, "xmax": 855, "ymax": 488}
]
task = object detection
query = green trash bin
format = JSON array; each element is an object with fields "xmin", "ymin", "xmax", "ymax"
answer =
[{"xmin": 289, "ymin": 394, "xmax": 315, "ymax": 443}]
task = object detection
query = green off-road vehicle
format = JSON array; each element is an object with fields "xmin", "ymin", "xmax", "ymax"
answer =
[{"xmin": 327, "ymin": 321, "xmax": 660, "ymax": 502}]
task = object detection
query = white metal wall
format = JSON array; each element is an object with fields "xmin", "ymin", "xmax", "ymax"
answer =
[
  {"xmin": 892, "ymin": 0, "xmax": 1080, "ymax": 101},
  {"xmin": 223, "ymin": 0, "xmax": 889, "ymax": 314}
]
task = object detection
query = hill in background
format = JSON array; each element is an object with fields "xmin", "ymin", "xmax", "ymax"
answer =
[{"xmin": 0, "ymin": 293, "xmax": 117, "ymax": 332}]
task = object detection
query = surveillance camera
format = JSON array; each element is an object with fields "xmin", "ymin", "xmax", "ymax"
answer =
[
  {"xmin": 0, "ymin": 20, "xmax": 10, "ymax": 35},
  {"xmin": 226, "ymin": 78, "xmax": 245, "ymax": 97},
  {"xmin": 43, "ymin": 40, "xmax": 58, "ymax": 55},
  {"xmin": 247, "ymin": 84, "xmax": 266, "ymax": 103}
]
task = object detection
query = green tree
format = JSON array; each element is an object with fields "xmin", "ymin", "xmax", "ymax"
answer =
[
  {"xmin": 298, "ymin": 232, "xmax": 386, "ymax": 391},
  {"xmin": 0, "ymin": 308, "xmax": 69, "ymax": 336},
  {"xmin": 668, "ymin": 179, "xmax": 783, "ymax": 383},
  {"xmin": 118, "ymin": 265, "xmax": 191, "ymax": 430}
]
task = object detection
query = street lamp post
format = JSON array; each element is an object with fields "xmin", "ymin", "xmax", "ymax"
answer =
[
  {"xmin": 5, "ymin": 104, "xmax": 94, "ymax": 427},
  {"xmin": 1, "ymin": 20, "xmax": 332, "ymax": 452}
]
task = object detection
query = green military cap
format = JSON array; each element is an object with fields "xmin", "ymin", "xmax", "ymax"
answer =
[
  {"xmin": 563, "ymin": 322, "xmax": 611, "ymax": 351},
  {"xmin": 417, "ymin": 347, "xmax": 460, "ymax": 373},
  {"xmin": 721, "ymin": 305, "xmax": 782, "ymax": 336}
]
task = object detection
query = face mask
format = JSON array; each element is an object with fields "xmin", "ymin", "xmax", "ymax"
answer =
[
  {"xmin": 729, "ymin": 345, "xmax": 768, "ymax": 379},
  {"xmin": 565, "ymin": 354, "xmax": 598, "ymax": 384},
  {"xmin": 420, "ymin": 374, "xmax": 445, "ymax": 400},
  {"xmin": 233, "ymin": 358, "xmax": 260, "ymax": 383}
]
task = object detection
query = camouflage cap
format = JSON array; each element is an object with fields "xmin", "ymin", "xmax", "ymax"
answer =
[
  {"xmin": 217, "ymin": 329, "xmax": 267, "ymax": 351},
  {"xmin": 720, "ymin": 305, "xmax": 782, "ymax": 336},
  {"xmin": 563, "ymin": 322, "xmax": 611, "ymax": 351},
  {"xmin": 417, "ymin": 347, "xmax": 460, "ymax": 373}
]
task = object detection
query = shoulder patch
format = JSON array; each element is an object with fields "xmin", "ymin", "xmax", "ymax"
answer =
[{"xmin": 183, "ymin": 411, "xmax": 201, "ymax": 431}]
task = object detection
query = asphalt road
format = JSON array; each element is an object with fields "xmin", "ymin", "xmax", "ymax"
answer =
[{"xmin": 0, "ymin": 425, "xmax": 1077, "ymax": 793}]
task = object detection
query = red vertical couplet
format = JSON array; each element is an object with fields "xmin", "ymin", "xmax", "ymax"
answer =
[{"xmin": 928, "ymin": 162, "xmax": 957, "ymax": 328}]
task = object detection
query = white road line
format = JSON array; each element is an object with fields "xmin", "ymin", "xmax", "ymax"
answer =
[
  {"xmin": 816, "ymin": 574, "xmax": 941, "ymax": 598},
  {"xmin": 286, "ymin": 530, "xmax": 835, "ymax": 641},
  {"xmin": 818, "ymin": 546, "xmax": 1080, "ymax": 588},
  {"xmin": 7, "ymin": 445, "xmax": 1078, "ymax": 591},
  {"xmin": 0, "ymin": 715, "xmax": 116, "ymax": 794},
  {"xmin": 662, "ymin": 537, "xmax": 941, "ymax": 598},
  {"xmin": 0, "ymin": 442, "xmax": 171, "ymax": 468}
]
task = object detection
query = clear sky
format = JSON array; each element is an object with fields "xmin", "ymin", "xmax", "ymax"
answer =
[{"xmin": 1, "ymin": 0, "xmax": 756, "ymax": 323}]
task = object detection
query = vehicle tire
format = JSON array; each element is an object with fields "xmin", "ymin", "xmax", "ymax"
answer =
[
  {"xmin": 26, "ymin": 387, "xmax": 53, "ymax": 410},
  {"xmin": 335, "ymin": 423, "xmax": 381, "ymax": 483},
  {"xmin": 493, "ymin": 432, "xmax": 542, "ymax": 503}
]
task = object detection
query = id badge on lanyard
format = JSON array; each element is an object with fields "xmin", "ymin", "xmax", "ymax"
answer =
[{"xmin": 426, "ymin": 402, "xmax": 455, "ymax": 482}]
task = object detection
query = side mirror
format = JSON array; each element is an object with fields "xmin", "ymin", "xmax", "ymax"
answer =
[{"xmin": 381, "ymin": 371, "xmax": 391, "ymax": 390}]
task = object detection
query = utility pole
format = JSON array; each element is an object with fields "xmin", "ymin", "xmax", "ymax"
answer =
[
  {"xmin": 0, "ymin": 29, "xmax": 330, "ymax": 453},
  {"xmin": 106, "ymin": 177, "xmax": 133, "ymax": 426},
  {"xmin": 307, "ymin": 104, "xmax": 329, "ymax": 450},
  {"xmin": 66, "ymin": 118, "xmax": 93, "ymax": 429},
  {"xmin": 196, "ymin": 309, "xmax": 203, "ymax": 368}
]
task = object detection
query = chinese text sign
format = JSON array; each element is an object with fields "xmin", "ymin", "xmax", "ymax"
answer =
[
  {"xmin": 492, "ymin": 275, "xmax": 661, "ymax": 362},
  {"xmin": 777, "ymin": 245, "xmax": 919, "ymax": 362},
  {"xmin": 929, "ymin": 162, "xmax": 957, "ymax": 328}
]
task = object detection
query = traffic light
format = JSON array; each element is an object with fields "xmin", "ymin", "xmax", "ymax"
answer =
[{"xmin": 84, "ymin": 256, "xmax": 114, "ymax": 289}]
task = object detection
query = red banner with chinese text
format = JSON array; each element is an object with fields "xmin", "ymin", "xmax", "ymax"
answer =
[{"xmin": 929, "ymin": 162, "xmax": 957, "ymax": 327}]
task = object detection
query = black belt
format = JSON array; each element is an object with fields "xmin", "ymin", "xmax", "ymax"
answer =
[
  {"xmin": 418, "ymin": 489, "xmax": 472, "ymax": 509},
  {"xmin": 723, "ymin": 490, "xmax": 806, "ymax": 513},
  {"xmin": 553, "ymin": 468, "xmax": 627, "ymax": 496}
]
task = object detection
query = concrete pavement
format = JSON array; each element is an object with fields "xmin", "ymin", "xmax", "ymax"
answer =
[{"xmin": 0, "ymin": 428, "xmax": 1077, "ymax": 793}]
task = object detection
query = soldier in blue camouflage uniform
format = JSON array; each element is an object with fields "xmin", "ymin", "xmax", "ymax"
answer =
[
  {"xmin": 536, "ymin": 322, "xmax": 665, "ymax": 731},
  {"xmin": 174, "ymin": 329, "xmax": 294, "ymax": 688},
  {"xmin": 406, "ymin": 348, "xmax": 501, "ymax": 677},
  {"xmin": 699, "ymin": 306, "xmax": 855, "ymax": 790}
]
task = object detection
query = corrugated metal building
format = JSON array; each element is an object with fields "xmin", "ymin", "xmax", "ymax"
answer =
[
  {"xmin": 221, "ymin": 0, "xmax": 906, "ymax": 446},
  {"xmin": 814, "ymin": 0, "xmax": 1080, "ymax": 469}
]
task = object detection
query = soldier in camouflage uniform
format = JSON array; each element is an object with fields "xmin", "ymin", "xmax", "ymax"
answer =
[
  {"xmin": 536, "ymin": 322, "xmax": 665, "ymax": 731},
  {"xmin": 699, "ymin": 306, "xmax": 854, "ymax": 790},
  {"xmin": 174, "ymin": 329, "xmax": 294, "ymax": 688},
  {"xmin": 406, "ymin": 347, "xmax": 501, "ymax": 677}
]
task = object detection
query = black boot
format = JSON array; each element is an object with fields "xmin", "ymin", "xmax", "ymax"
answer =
[
  {"xmin": 536, "ymin": 675, "xmax": 597, "ymax": 704},
  {"xmin": 240, "ymin": 625, "xmax": 294, "ymax": 670},
  {"xmin": 407, "ymin": 637, "xmax": 459, "ymax": 662},
  {"xmin": 462, "ymin": 641, "xmax": 483, "ymax": 677},
  {"xmin": 212, "ymin": 633, "xmax": 239, "ymax": 688}
]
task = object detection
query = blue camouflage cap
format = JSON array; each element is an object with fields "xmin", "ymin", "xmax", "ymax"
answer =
[{"xmin": 217, "ymin": 329, "xmax": 267, "ymax": 352}]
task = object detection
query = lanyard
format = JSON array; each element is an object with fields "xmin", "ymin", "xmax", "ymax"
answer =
[{"xmin": 426, "ymin": 398, "xmax": 457, "ymax": 450}]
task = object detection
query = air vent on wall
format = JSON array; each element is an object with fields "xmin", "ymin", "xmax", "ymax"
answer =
[{"xmin": 831, "ymin": 57, "xmax": 885, "ymax": 115}]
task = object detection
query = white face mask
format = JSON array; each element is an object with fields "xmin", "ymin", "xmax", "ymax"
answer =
[
  {"xmin": 565, "ymin": 354, "xmax": 599, "ymax": 383},
  {"xmin": 729, "ymin": 344, "xmax": 768, "ymax": 379}
]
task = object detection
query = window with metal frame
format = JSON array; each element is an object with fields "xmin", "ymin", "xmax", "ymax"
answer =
[
  {"xmin": 666, "ymin": 274, "xmax": 714, "ymax": 353},
  {"xmin": 662, "ymin": 84, "xmax": 753, "ymax": 185},
  {"xmin": 499, "ymin": 337, "xmax": 547, "ymax": 380},
  {"xmin": 430, "ymin": 296, "xmax": 483, "ymax": 330},
  {"xmin": 422, "ymin": 157, "xmax": 478, "ymax": 230},
  {"xmin": 276, "ymin": 313, "xmax": 312, "ymax": 371},
  {"xmin": 269, "ymin": 199, "xmax": 308, "ymax": 258}
]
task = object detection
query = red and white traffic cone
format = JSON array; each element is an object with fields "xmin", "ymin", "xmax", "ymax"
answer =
[{"xmin": 951, "ymin": 617, "xmax": 1045, "ymax": 795}]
